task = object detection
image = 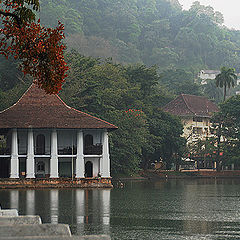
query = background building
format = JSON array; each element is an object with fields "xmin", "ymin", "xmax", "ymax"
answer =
[{"xmin": 163, "ymin": 94, "xmax": 219, "ymax": 143}]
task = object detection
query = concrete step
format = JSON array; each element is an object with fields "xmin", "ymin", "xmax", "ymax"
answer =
[
  {"xmin": 0, "ymin": 235, "xmax": 111, "ymax": 240},
  {"xmin": 0, "ymin": 209, "xmax": 18, "ymax": 216},
  {"xmin": 0, "ymin": 224, "xmax": 71, "ymax": 238},
  {"xmin": 0, "ymin": 216, "xmax": 42, "ymax": 225}
]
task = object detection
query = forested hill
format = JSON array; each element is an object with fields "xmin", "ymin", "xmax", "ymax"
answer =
[{"xmin": 38, "ymin": 0, "xmax": 240, "ymax": 73}]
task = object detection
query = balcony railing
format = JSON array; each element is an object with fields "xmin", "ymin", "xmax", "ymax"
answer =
[
  {"xmin": 0, "ymin": 147, "xmax": 10, "ymax": 155},
  {"xmin": 84, "ymin": 144, "xmax": 102, "ymax": 155},
  {"xmin": 58, "ymin": 146, "xmax": 77, "ymax": 155}
]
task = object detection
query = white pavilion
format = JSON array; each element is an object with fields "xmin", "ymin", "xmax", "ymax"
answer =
[{"xmin": 0, "ymin": 84, "xmax": 117, "ymax": 181}]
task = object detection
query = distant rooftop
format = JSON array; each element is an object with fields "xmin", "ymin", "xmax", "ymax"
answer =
[
  {"xmin": 162, "ymin": 94, "xmax": 219, "ymax": 117},
  {"xmin": 200, "ymin": 70, "xmax": 221, "ymax": 75}
]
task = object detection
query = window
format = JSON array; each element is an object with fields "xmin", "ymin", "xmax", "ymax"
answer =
[
  {"xmin": 193, "ymin": 117, "xmax": 203, "ymax": 122},
  {"xmin": 84, "ymin": 134, "xmax": 93, "ymax": 147},
  {"xmin": 193, "ymin": 127, "xmax": 202, "ymax": 135},
  {"xmin": 36, "ymin": 134, "xmax": 45, "ymax": 155}
]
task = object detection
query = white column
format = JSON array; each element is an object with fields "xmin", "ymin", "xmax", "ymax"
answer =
[
  {"xmin": 50, "ymin": 129, "xmax": 58, "ymax": 178},
  {"xmin": 101, "ymin": 130, "xmax": 110, "ymax": 178},
  {"xmin": 26, "ymin": 129, "xmax": 35, "ymax": 178},
  {"xmin": 10, "ymin": 129, "xmax": 19, "ymax": 178},
  {"xmin": 76, "ymin": 130, "xmax": 85, "ymax": 178}
]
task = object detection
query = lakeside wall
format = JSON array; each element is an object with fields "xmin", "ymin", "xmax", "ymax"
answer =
[
  {"xmin": 0, "ymin": 178, "xmax": 112, "ymax": 189},
  {"xmin": 141, "ymin": 170, "xmax": 240, "ymax": 179}
]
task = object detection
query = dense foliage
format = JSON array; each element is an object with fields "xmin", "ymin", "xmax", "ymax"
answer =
[
  {"xmin": 216, "ymin": 96, "xmax": 240, "ymax": 167},
  {"xmin": 2, "ymin": 0, "xmax": 240, "ymax": 100},
  {"xmin": 60, "ymin": 52, "xmax": 185, "ymax": 174},
  {"xmin": 38, "ymin": 0, "xmax": 240, "ymax": 73},
  {"xmin": 189, "ymin": 96, "xmax": 240, "ymax": 170}
]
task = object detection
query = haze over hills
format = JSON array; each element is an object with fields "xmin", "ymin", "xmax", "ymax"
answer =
[
  {"xmin": 37, "ymin": 0, "xmax": 240, "ymax": 74},
  {"xmin": 1, "ymin": 0, "xmax": 240, "ymax": 105}
]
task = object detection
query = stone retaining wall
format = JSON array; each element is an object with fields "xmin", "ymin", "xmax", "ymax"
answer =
[
  {"xmin": 0, "ymin": 178, "xmax": 112, "ymax": 189},
  {"xmin": 142, "ymin": 170, "xmax": 240, "ymax": 179},
  {"xmin": 0, "ymin": 208, "xmax": 111, "ymax": 240}
]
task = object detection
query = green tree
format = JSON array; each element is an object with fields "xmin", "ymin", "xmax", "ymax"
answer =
[
  {"xmin": 142, "ymin": 110, "xmax": 185, "ymax": 170},
  {"xmin": 61, "ymin": 52, "xmax": 185, "ymax": 174},
  {"xmin": 159, "ymin": 68, "xmax": 201, "ymax": 95},
  {"xmin": 215, "ymin": 67, "xmax": 237, "ymax": 101},
  {"xmin": 208, "ymin": 95, "xmax": 240, "ymax": 169}
]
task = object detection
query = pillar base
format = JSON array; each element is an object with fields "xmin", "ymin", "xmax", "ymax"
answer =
[
  {"xmin": 75, "ymin": 175, "xmax": 85, "ymax": 178},
  {"xmin": 50, "ymin": 175, "xmax": 59, "ymax": 178},
  {"xmin": 10, "ymin": 174, "xmax": 19, "ymax": 179},
  {"xmin": 26, "ymin": 174, "xmax": 35, "ymax": 179}
]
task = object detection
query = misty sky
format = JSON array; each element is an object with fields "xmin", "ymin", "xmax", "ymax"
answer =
[{"xmin": 178, "ymin": 0, "xmax": 240, "ymax": 30}]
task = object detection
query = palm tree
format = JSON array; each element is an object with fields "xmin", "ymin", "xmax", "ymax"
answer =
[{"xmin": 215, "ymin": 67, "xmax": 237, "ymax": 102}]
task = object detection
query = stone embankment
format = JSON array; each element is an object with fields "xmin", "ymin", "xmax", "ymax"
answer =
[
  {"xmin": 0, "ymin": 207, "xmax": 110, "ymax": 240},
  {"xmin": 0, "ymin": 178, "xmax": 113, "ymax": 189},
  {"xmin": 141, "ymin": 170, "xmax": 240, "ymax": 179}
]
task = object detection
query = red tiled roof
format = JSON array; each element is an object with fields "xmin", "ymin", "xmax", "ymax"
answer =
[
  {"xmin": 162, "ymin": 94, "xmax": 219, "ymax": 117},
  {"xmin": 0, "ymin": 84, "xmax": 118, "ymax": 130}
]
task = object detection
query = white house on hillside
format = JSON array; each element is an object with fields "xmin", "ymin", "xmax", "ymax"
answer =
[{"xmin": 198, "ymin": 70, "xmax": 221, "ymax": 85}]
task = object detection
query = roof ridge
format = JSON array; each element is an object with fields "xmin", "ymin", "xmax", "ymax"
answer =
[
  {"xmin": 0, "ymin": 83, "xmax": 33, "ymax": 114},
  {"xmin": 181, "ymin": 94, "xmax": 195, "ymax": 115},
  {"xmin": 56, "ymin": 95, "xmax": 118, "ymax": 129}
]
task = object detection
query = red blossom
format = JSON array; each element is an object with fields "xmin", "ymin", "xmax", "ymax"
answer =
[{"xmin": 0, "ymin": 4, "xmax": 69, "ymax": 94}]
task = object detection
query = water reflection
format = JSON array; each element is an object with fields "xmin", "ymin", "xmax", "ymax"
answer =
[
  {"xmin": 2, "ymin": 179, "xmax": 240, "ymax": 239},
  {"xmin": 10, "ymin": 190, "xmax": 19, "ymax": 209},
  {"xmin": 26, "ymin": 190, "xmax": 35, "ymax": 215},
  {"xmin": 76, "ymin": 189, "xmax": 84, "ymax": 234},
  {"xmin": 50, "ymin": 190, "xmax": 58, "ymax": 224},
  {"xmin": 3, "ymin": 188, "xmax": 111, "ymax": 236}
]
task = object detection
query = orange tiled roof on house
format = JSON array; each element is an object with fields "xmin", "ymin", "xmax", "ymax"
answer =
[
  {"xmin": 0, "ymin": 84, "xmax": 118, "ymax": 129},
  {"xmin": 163, "ymin": 94, "xmax": 219, "ymax": 117}
]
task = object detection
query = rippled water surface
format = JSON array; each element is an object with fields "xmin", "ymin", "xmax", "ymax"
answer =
[{"xmin": 1, "ymin": 179, "xmax": 240, "ymax": 239}]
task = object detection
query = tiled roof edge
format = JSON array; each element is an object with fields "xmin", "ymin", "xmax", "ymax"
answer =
[
  {"xmin": 181, "ymin": 94, "xmax": 195, "ymax": 115},
  {"xmin": 0, "ymin": 84, "xmax": 33, "ymax": 114},
  {"xmin": 56, "ymin": 95, "xmax": 118, "ymax": 129}
]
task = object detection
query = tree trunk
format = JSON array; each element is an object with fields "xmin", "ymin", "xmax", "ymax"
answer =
[{"xmin": 223, "ymin": 85, "xmax": 226, "ymax": 102}]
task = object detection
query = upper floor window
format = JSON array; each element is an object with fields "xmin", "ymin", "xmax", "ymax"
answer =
[
  {"xmin": 84, "ymin": 134, "xmax": 93, "ymax": 147},
  {"xmin": 193, "ymin": 127, "xmax": 202, "ymax": 135},
  {"xmin": 36, "ymin": 134, "xmax": 45, "ymax": 155},
  {"xmin": 193, "ymin": 117, "xmax": 203, "ymax": 122}
]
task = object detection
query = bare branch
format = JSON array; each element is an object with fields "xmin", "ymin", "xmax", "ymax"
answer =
[{"xmin": 0, "ymin": 9, "xmax": 21, "ymax": 26}]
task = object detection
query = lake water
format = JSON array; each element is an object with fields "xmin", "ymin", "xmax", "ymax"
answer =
[{"xmin": 1, "ymin": 179, "xmax": 240, "ymax": 239}]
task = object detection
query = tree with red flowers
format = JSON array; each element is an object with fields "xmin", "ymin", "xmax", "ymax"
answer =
[{"xmin": 0, "ymin": 0, "xmax": 69, "ymax": 94}]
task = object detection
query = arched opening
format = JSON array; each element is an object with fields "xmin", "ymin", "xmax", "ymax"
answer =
[
  {"xmin": 36, "ymin": 134, "xmax": 45, "ymax": 155},
  {"xmin": 85, "ymin": 161, "xmax": 93, "ymax": 178}
]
